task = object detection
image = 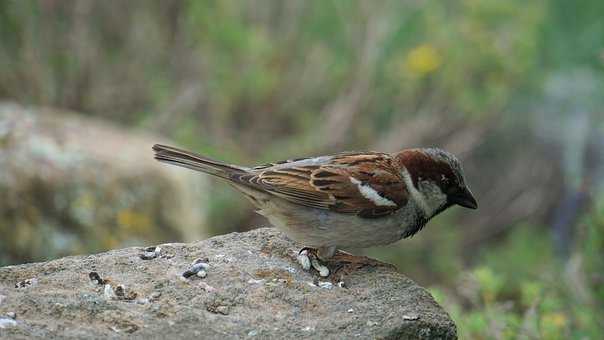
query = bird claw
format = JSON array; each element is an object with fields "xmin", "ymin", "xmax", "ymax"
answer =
[
  {"xmin": 297, "ymin": 248, "xmax": 330, "ymax": 277},
  {"xmin": 296, "ymin": 249, "xmax": 312, "ymax": 271},
  {"xmin": 311, "ymin": 257, "xmax": 330, "ymax": 277}
]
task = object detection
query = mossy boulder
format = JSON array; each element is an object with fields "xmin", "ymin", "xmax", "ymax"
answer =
[{"xmin": 0, "ymin": 103, "xmax": 208, "ymax": 265}]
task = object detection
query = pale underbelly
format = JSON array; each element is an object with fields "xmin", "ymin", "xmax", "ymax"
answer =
[{"xmin": 256, "ymin": 198, "xmax": 424, "ymax": 249}]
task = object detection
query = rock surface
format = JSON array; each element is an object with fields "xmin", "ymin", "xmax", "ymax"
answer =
[
  {"xmin": 0, "ymin": 103, "xmax": 208, "ymax": 265},
  {"xmin": 0, "ymin": 228, "xmax": 456, "ymax": 339}
]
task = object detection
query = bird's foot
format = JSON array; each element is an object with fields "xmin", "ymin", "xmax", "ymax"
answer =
[{"xmin": 297, "ymin": 248, "xmax": 330, "ymax": 277}]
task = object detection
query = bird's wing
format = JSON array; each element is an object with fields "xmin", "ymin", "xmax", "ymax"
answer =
[{"xmin": 233, "ymin": 152, "xmax": 409, "ymax": 218}]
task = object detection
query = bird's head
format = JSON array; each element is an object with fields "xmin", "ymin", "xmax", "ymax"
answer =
[{"xmin": 395, "ymin": 148, "xmax": 477, "ymax": 218}]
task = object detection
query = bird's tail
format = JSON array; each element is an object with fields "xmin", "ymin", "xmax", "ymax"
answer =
[{"xmin": 152, "ymin": 144, "xmax": 247, "ymax": 179}]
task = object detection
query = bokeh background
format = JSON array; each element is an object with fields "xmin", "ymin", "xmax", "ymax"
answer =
[{"xmin": 1, "ymin": 0, "xmax": 603, "ymax": 338}]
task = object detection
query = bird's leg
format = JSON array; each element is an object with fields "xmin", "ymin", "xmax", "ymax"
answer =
[
  {"xmin": 296, "ymin": 248, "xmax": 313, "ymax": 271},
  {"xmin": 297, "ymin": 246, "xmax": 336, "ymax": 277},
  {"xmin": 297, "ymin": 248, "xmax": 330, "ymax": 277},
  {"xmin": 317, "ymin": 245, "xmax": 337, "ymax": 259}
]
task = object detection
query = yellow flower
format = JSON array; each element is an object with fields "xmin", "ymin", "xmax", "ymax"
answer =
[
  {"xmin": 541, "ymin": 312, "xmax": 567, "ymax": 329},
  {"xmin": 541, "ymin": 312, "xmax": 568, "ymax": 339},
  {"xmin": 405, "ymin": 44, "xmax": 442, "ymax": 76}
]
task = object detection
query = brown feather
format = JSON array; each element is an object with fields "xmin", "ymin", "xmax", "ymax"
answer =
[
  {"xmin": 237, "ymin": 152, "xmax": 409, "ymax": 218},
  {"xmin": 153, "ymin": 145, "xmax": 411, "ymax": 219}
]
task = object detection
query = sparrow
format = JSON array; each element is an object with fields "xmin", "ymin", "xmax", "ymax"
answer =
[{"xmin": 153, "ymin": 144, "xmax": 477, "ymax": 277}]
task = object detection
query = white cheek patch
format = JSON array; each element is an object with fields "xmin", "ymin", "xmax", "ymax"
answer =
[
  {"xmin": 400, "ymin": 168, "xmax": 430, "ymax": 216},
  {"xmin": 418, "ymin": 180, "xmax": 447, "ymax": 210},
  {"xmin": 349, "ymin": 177, "xmax": 397, "ymax": 207}
]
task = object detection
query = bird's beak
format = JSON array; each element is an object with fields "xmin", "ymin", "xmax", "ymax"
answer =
[{"xmin": 449, "ymin": 186, "xmax": 478, "ymax": 209}]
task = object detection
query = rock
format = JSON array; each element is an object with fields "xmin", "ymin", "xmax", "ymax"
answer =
[
  {"xmin": 0, "ymin": 103, "xmax": 208, "ymax": 265},
  {"xmin": 0, "ymin": 228, "xmax": 456, "ymax": 339}
]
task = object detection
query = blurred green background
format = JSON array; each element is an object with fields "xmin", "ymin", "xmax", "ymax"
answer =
[{"xmin": 0, "ymin": 0, "xmax": 603, "ymax": 338}]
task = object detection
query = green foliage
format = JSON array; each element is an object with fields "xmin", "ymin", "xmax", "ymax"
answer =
[
  {"xmin": 430, "ymin": 200, "xmax": 604, "ymax": 339},
  {"xmin": 0, "ymin": 1, "xmax": 603, "ymax": 337}
]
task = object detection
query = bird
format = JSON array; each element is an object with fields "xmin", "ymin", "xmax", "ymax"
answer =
[{"xmin": 153, "ymin": 144, "xmax": 477, "ymax": 277}]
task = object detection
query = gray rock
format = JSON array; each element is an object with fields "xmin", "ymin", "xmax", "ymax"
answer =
[
  {"xmin": 0, "ymin": 103, "xmax": 208, "ymax": 265},
  {"xmin": 0, "ymin": 228, "xmax": 456, "ymax": 339}
]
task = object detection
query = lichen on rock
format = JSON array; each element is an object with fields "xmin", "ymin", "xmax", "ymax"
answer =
[
  {"xmin": 0, "ymin": 103, "xmax": 209, "ymax": 265},
  {"xmin": 0, "ymin": 228, "xmax": 456, "ymax": 339}
]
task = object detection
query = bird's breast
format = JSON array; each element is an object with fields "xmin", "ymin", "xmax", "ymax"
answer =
[{"xmin": 255, "ymin": 197, "xmax": 429, "ymax": 249}]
